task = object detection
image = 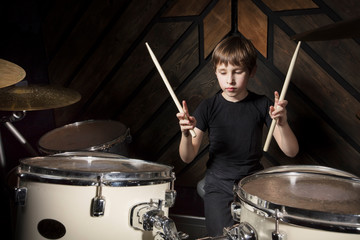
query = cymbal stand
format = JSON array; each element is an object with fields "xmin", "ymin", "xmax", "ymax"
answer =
[{"xmin": 0, "ymin": 111, "xmax": 38, "ymax": 170}]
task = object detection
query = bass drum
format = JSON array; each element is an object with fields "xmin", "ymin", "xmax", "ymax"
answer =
[
  {"xmin": 38, "ymin": 120, "xmax": 131, "ymax": 156},
  {"xmin": 235, "ymin": 165, "xmax": 360, "ymax": 240},
  {"xmin": 14, "ymin": 154, "xmax": 175, "ymax": 240}
]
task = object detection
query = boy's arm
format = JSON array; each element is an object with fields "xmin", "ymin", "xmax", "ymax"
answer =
[
  {"xmin": 273, "ymin": 123, "xmax": 299, "ymax": 157},
  {"xmin": 270, "ymin": 91, "xmax": 299, "ymax": 157},
  {"xmin": 177, "ymin": 100, "xmax": 204, "ymax": 163},
  {"xmin": 179, "ymin": 127, "xmax": 204, "ymax": 163}
]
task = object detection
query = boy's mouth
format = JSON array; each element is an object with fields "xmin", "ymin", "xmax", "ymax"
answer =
[{"xmin": 226, "ymin": 87, "xmax": 236, "ymax": 92}]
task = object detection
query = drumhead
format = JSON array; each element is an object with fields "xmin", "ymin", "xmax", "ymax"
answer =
[
  {"xmin": 38, "ymin": 120, "xmax": 129, "ymax": 153},
  {"xmin": 51, "ymin": 151, "xmax": 126, "ymax": 158},
  {"xmin": 236, "ymin": 165, "xmax": 360, "ymax": 233},
  {"xmin": 18, "ymin": 155, "xmax": 174, "ymax": 186}
]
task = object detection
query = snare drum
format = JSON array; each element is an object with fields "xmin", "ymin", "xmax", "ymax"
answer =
[
  {"xmin": 38, "ymin": 120, "xmax": 131, "ymax": 156},
  {"xmin": 14, "ymin": 155, "xmax": 175, "ymax": 240},
  {"xmin": 234, "ymin": 165, "xmax": 360, "ymax": 240}
]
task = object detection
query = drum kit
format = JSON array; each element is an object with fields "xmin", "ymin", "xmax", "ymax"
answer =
[
  {"xmin": 1, "ymin": 14, "xmax": 360, "ymax": 240},
  {"xmin": 0, "ymin": 59, "xmax": 187, "ymax": 240}
]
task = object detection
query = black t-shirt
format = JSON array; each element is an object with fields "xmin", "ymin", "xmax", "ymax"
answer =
[{"xmin": 194, "ymin": 91, "xmax": 273, "ymax": 180}]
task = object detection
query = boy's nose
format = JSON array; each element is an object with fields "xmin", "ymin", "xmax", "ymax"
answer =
[{"xmin": 227, "ymin": 74, "xmax": 235, "ymax": 84}]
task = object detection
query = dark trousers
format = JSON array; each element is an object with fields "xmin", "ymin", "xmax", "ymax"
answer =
[{"xmin": 203, "ymin": 171, "xmax": 237, "ymax": 237}]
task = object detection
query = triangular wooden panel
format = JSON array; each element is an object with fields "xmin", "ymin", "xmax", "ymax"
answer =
[
  {"xmin": 115, "ymin": 26, "xmax": 199, "ymax": 134},
  {"xmin": 284, "ymin": 15, "xmax": 360, "ymax": 93},
  {"xmin": 263, "ymin": 0, "xmax": 318, "ymax": 11},
  {"xmin": 162, "ymin": 0, "xmax": 211, "ymax": 17},
  {"xmin": 238, "ymin": 0, "xmax": 268, "ymax": 58},
  {"xmin": 274, "ymin": 26, "xmax": 360, "ymax": 167},
  {"xmin": 203, "ymin": 0, "xmax": 231, "ymax": 58},
  {"xmin": 324, "ymin": 0, "xmax": 360, "ymax": 19}
]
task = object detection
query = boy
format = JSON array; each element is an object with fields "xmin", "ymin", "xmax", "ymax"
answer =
[{"xmin": 176, "ymin": 36, "xmax": 299, "ymax": 237}]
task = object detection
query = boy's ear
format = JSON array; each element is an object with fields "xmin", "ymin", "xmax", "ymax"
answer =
[{"xmin": 250, "ymin": 64, "xmax": 257, "ymax": 77}]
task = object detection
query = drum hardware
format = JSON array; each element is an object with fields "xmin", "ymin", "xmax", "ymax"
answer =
[
  {"xmin": 165, "ymin": 172, "xmax": 177, "ymax": 208},
  {"xmin": 0, "ymin": 111, "xmax": 38, "ymax": 171},
  {"xmin": 196, "ymin": 223, "xmax": 257, "ymax": 240},
  {"xmin": 130, "ymin": 199, "xmax": 188, "ymax": 240},
  {"xmin": 272, "ymin": 210, "xmax": 284, "ymax": 240},
  {"xmin": 90, "ymin": 175, "xmax": 106, "ymax": 217},
  {"xmin": 14, "ymin": 166, "xmax": 27, "ymax": 206},
  {"xmin": 231, "ymin": 185, "xmax": 241, "ymax": 222},
  {"xmin": 225, "ymin": 223, "xmax": 257, "ymax": 240},
  {"xmin": 231, "ymin": 201, "xmax": 241, "ymax": 222},
  {"xmin": 0, "ymin": 84, "xmax": 80, "ymax": 175}
]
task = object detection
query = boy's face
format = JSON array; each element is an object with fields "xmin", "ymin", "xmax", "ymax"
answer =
[{"xmin": 215, "ymin": 63, "xmax": 255, "ymax": 102}]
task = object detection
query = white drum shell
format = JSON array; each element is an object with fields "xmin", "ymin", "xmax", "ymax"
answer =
[
  {"xmin": 235, "ymin": 165, "xmax": 360, "ymax": 240},
  {"xmin": 240, "ymin": 203, "xmax": 360, "ymax": 240},
  {"xmin": 14, "ymin": 155, "xmax": 174, "ymax": 240},
  {"xmin": 15, "ymin": 181, "xmax": 170, "ymax": 240}
]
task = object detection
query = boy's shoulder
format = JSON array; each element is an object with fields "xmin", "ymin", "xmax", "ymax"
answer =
[{"xmin": 247, "ymin": 91, "xmax": 271, "ymax": 103}]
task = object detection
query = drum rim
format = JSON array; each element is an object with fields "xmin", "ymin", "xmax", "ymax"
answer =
[
  {"xmin": 18, "ymin": 156, "xmax": 174, "ymax": 187},
  {"xmin": 38, "ymin": 119, "xmax": 130, "ymax": 154},
  {"xmin": 237, "ymin": 165, "xmax": 360, "ymax": 233}
]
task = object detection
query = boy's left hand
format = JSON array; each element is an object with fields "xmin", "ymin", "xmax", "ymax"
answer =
[{"xmin": 269, "ymin": 91, "xmax": 288, "ymax": 126}]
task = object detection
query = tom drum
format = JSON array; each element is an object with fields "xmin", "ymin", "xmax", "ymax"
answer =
[
  {"xmin": 233, "ymin": 165, "xmax": 360, "ymax": 240},
  {"xmin": 14, "ymin": 154, "xmax": 176, "ymax": 240},
  {"xmin": 38, "ymin": 120, "xmax": 131, "ymax": 156}
]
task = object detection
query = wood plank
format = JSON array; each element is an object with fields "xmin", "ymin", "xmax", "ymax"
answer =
[
  {"xmin": 156, "ymin": 131, "xmax": 210, "ymax": 173},
  {"xmin": 203, "ymin": 0, "xmax": 231, "ymax": 58},
  {"xmin": 323, "ymin": 0, "xmax": 360, "ymax": 19},
  {"xmin": 48, "ymin": 0, "xmax": 130, "ymax": 86},
  {"xmin": 274, "ymin": 25, "xmax": 360, "ymax": 147},
  {"xmin": 81, "ymin": 21, "xmax": 192, "ymax": 122},
  {"xmin": 238, "ymin": 0, "xmax": 268, "ymax": 58},
  {"xmin": 115, "ymin": 26, "xmax": 199, "ymax": 133},
  {"xmin": 134, "ymin": 61, "xmax": 218, "ymax": 161},
  {"xmin": 53, "ymin": 0, "xmax": 167, "ymax": 126},
  {"xmin": 284, "ymin": 15, "xmax": 360, "ymax": 93},
  {"xmin": 251, "ymin": 30, "xmax": 360, "ymax": 176},
  {"xmin": 262, "ymin": 0, "xmax": 318, "ymax": 11},
  {"xmin": 162, "ymin": 0, "xmax": 211, "ymax": 17}
]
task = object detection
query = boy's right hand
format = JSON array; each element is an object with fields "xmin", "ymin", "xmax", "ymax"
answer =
[{"xmin": 176, "ymin": 100, "xmax": 196, "ymax": 137}]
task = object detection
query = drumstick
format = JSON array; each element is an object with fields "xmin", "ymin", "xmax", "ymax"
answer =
[
  {"xmin": 145, "ymin": 42, "xmax": 196, "ymax": 138},
  {"xmin": 263, "ymin": 41, "xmax": 301, "ymax": 152}
]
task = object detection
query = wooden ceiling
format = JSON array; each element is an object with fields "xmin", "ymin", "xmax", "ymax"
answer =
[{"xmin": 1, "ymin": 0, "xmax": 359, "ymax": 188}]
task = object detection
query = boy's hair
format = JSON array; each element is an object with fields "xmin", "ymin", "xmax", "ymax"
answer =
[{"xmin": 212, "ymin": 36, "xmax": 257, "ymax": 72}]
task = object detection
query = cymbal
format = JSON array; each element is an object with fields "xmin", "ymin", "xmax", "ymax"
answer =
[
  {"xmin": 0, "ymin": 85, "xmax": 81, "ymax": 111},
  {"xmin": 0, "ymin": 59, "xmax": 26, "ymax": 88},
  {"xmin": 291, "ymin": 17, "xmax": 360, "ymax": 41}
]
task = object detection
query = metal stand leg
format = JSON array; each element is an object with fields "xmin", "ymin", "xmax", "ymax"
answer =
[
  {"xmin": 3, "ymin": 122, "xmax": 38, "ymax": 157},
  {"xmin": 0, "ymin": 130, "xmax": 6, "ymax": 170}
]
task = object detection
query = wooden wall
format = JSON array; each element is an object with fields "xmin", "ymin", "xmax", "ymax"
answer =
[{"xmin": 40, "ymin": 0, "xmax": 360, "ymax": 188}]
